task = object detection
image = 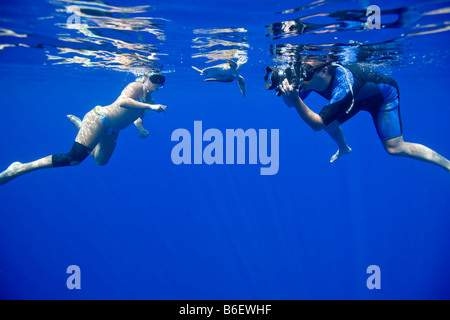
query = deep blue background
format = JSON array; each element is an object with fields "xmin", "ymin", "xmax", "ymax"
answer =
[{"xmin": 0, "ymin": 0, "xmax": 449, "ymax": 299}]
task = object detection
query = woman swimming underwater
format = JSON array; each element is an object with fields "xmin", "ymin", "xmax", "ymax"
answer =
[{"xmin": 0, "ymin": 74, "xmax": 167, "ymax": 185}]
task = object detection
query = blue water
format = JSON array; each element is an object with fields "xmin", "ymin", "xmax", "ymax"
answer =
[{"xmin": 0, "ymin": 0, "xmax": 449, "ymax": 299}]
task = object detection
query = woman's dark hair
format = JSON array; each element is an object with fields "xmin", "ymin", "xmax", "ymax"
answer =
[{"xmin": 149, "ymin": 74, "xmax": 165, "ymax": 85}]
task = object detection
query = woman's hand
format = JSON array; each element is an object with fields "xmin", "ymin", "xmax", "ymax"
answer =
[
  {"xmin": 139, "ymin": 129, "xmax": 149, "ymax": 138},
  {"xmin": 278, "ymin": 78, "xmax": 300, "ymax": 107},
  {"xmin": 150, "ymin": 104, "xmax": 167, "ymax": 113}
]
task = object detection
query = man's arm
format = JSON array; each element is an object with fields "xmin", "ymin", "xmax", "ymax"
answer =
[
  {"xmin": 279, "ymin": 79, "xmax": 352, "ymax": 162},
  {"xmin": 279, "ymin": 79, "xmax": 325, "ymax": 131},
  {"xmin": 293, "ymin": 99, "xmax": 325, "ymax": 131}
]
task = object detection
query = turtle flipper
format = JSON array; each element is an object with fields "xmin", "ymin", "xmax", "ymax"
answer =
[
  {"xmin": 237, "ymin": 75, "xmax": 246, "ymax": 97},
  {"xmin": 226, "ymin": 59, "xmax": 238, "ymax": 70},
  {"xmin": 204, "ymin": 78, "xmax": 233, "ymax": 82},
  {"xmin": 192, "ymin": 66, "xmax": 203, "ymax": 74}
]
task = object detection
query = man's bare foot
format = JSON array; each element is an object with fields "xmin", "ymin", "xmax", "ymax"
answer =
[{"xmin": 330, "ymin": 147, "xmax": 352, "ymax": 163}]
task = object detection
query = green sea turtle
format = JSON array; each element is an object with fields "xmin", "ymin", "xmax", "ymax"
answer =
[{"xmin": 192, "ymin": 59, "xmax": 246, "ymax": 97}]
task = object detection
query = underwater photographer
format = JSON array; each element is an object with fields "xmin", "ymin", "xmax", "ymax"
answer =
[{"xmin": 264, "ymin": 59, "xmax": 450, "ymax": 172}]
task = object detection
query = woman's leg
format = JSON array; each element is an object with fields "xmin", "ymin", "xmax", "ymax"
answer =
[
  {"xmin": 67, "ymin": 114, "xmax": 118, "ymax": 166},
  {"xmin": 0, "ymin": 111, "xmax": 104, "ymax": 185},
  {"xmin": 382, "ymin": 136, "xmax": 450, "ymax": 172},
  {"xmin": 0, "ymin": 156, "xmax": 53, "ymax": 185},
  {"xmin": 90, "ymin": 132, "xmax": 119, "ymax": 166},
  {"xmin": 73, "ymin": 111, "xmax": 105, "ymax": 149}
]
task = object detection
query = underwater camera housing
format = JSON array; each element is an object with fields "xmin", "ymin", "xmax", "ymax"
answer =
[{"xmin": 264, "ymin": 62, "xmax": 316, "ymax": 96}]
